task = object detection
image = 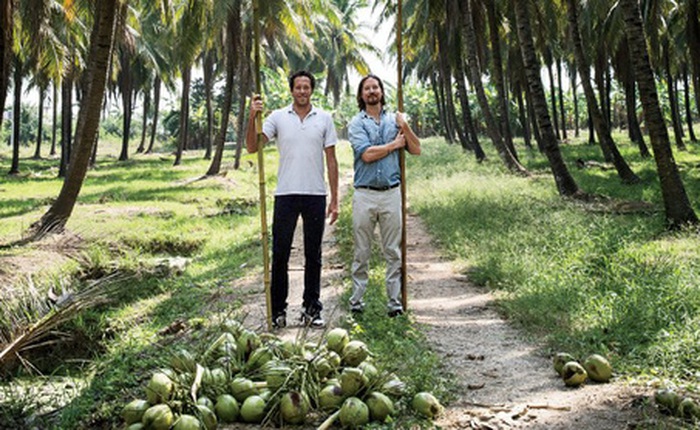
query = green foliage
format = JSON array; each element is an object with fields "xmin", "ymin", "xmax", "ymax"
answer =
[{"xmin": 409, "ymin": 134, "xmax": 700, "ymax": 386}]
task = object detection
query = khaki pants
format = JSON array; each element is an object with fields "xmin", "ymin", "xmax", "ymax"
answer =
[{"xmin": 350, "ymin": 187, "xmax": 403, "ymax": 312}]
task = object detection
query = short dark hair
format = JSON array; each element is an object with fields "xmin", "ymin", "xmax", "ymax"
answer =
[
  {"xmin": 356, "ymin": 74, "xmax": 386, "ymax": 111},
  {"xmin": 289, "ymin": 70, "xmax": 316, "ymax": 91}
]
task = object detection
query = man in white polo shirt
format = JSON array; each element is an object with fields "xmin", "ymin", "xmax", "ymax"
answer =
[{"xmin": 246, "ymin": 70, "xmax": 339, "ymax": 329}]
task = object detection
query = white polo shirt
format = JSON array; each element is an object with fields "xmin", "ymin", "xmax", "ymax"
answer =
[{"xmin": 262, "ymin": 104, "xmax": 338, "ymax": 196}]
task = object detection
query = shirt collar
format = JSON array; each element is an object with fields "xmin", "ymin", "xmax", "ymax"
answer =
[{"xmin": 286, "ymin": 104, "xmax": 317, "ymax": 117}]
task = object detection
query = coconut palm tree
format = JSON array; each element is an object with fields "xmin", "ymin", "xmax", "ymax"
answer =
[
  {"xmin": 27, "ymin": 0, "xmax": 121, "ymax": 239},
  {"xmin": 618, "ymin": 0, "xmax": 697, "ymax": 228},
  {"xmin": 207, "ymin": 0, "xmax": 241, "ymax": 176},
  {"xmin": 565, "ymin": 0, "xmax": 639, "ymax": 184},
  {"xmin": 457, "ymin": 0, "xmax": 527, "ymax": 174},
  {"xmin": 512, "ymin": 0, "xmax": 579, "ymax": 197},
  {"xmin": 173, "ymin": 0, "xmax": 210, "ymax": 166},
  {"xmin": 0, "ymin": 0, "xmax": 12, "ymax": 132}
]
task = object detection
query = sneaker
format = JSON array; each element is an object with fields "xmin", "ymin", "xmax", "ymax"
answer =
[
  {"xmin": 272, "ymin": 312, "xmax": 287, "ymax": 329},
  {"xmin": 350, "ymin": 302, "xmax": 365, "ymax": 315},
  {"xmin": 300, "ymin": 310, "xmax": 325, "ymax": 328},
  {"xmin": 388, "ymin": 309, "xmax": 404, "ymax": 318}
]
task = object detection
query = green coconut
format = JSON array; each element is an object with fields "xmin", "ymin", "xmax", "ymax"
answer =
[
  {"xmin": 381, "ymin": 375, "xmax": 406, "ymax": 397},
  {"xmin": 583, "ymin": 354, "xmax": 613, "ymax": 383},
  {"xmin": 230, "ymin": 377, "xmax": 258, "ymax": 402},
  {"xmin": 236, "ymin": 329, "xmax": 261, "ymax": 359},
  {"xmin": 279, "ymin": 390, "xmax": 310, "ymax": 424},
  {"xmin": 215, "ymin": 394, "xmax": 239, "ymax": 423},
  {"xmin": 170, "ymin": 348, "xmax": 197, "ymax": 373},
  {"xmin": 412, "ymin": 392, "xmax": 444, "ymax": 419},
  {"xmin": 552, "ymin": 352, "xmax": 576, "ymax": 376},
  {"xmin": 562, "ymin": 361, "xmax": 588, "ymax": 387},
  {"xmin": 358, "ymin": 362, "xmax": 379, "ymax": 384},
  {"xmin": 246, "ymin": 346, "xmax": 275, "ymax": 370},
  {"xmin": 122, "ymin": 399, "xmax": 150, "ymax": 425},
  {"xmin": 339, "ymin": 397, "xmax": 369, "ymax": 428},
  {"xmin": 146, "ymin": 372, "xmax": 174, "ymax": 405},
  {"xmin": 326, "ymin": 328, "xmax": 350, "ymax": 354},
  {"xmin": 240, "ymin": 395, "xmax": 266, "ymax": 423},
  {"xmin": 196, "ymin": 396, "xmax": 215, "ymax": 411},
  {"xmin": 342, "ymin": 340, "xmax": 369, "ymax": 367},
  {"xmin": 366, "ymin": 391, "xmax": 394, "ymax": 422},
  {"xmin": 172, "ymin": 414, "xmax": 202, "ymax": 430},
  {"xmin": 678, "ymin": 397, "xmax": 700, "ymax": 419},
  {"xmin": 655, "ymin": 388, "xmax": 682, "ymax": 414},
  {"xmin": 340, "ymin": 367, "xmax": 367, "ymax": 396},
  {"xmin": 195, "ymin": 405, "xmax": 217, "ymax": 430},
  {"xmin": 263, "ymin": 363, "xmax": 293, "ymax": 391},
  {"xmin": 318, "ymin": 384, "xmax": 345, "ymax": 410},
  {"xmin": 312, "ymin": 355, "xmax": 333, "ymax": 379},
  {"xmin": 141, "ymin": 404, "xmax": 175, "ymax": 430}
]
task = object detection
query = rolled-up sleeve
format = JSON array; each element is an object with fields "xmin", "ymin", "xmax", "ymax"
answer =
[{"xmin": 348, "ymin": 118, "xmax": 371, "ymax": 157}]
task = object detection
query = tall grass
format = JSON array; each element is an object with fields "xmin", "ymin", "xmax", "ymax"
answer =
[{"xmin": 409, "ymin": 135, "xmax": 700, "ymax": 386}]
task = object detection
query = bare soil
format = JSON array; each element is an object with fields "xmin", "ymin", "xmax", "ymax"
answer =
[{"xmin": 235, "ymin": 179, "xmax": 678, "ymax": 429}]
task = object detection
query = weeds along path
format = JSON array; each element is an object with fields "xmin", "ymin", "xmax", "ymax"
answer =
[
  {"xmin": 406, "ymin": 214, "xmax": 662, "ymax": 429},
  {"xmin": 237, "ymin": 174, "xmax": 663, "ymax": 429}
]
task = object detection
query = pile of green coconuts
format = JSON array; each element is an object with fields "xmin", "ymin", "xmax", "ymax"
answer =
[
  {"xmin": 551, "ymin": 352, "xmax": 613, "ymax": 387},
  {"xmin": 120, "ymin": 321, "xmax": 444, "ymax": 429},
  {"xmin": 553, "ymin": 352, "xmax": 700, "ymax": 423}
]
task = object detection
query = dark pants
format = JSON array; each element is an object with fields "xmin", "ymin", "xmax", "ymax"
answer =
[{"xmin": 271, "ymin": 194, "xmax": 326, "ymax": 317}]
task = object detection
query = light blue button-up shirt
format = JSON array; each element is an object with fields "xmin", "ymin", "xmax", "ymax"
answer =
[{"xmin": 348, "ymin": 109, "xmax": 401, "ymax": 189}]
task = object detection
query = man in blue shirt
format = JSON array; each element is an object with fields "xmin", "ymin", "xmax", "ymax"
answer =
[
  {"xmin": 246, "ymin": 70, "xmax": 339, "ymax": 329},
  {"xmin": 347, "ymin": 74, "xmax": 421, "ymax": 317}
]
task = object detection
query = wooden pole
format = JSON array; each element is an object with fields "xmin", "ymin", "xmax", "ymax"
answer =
[
  {"xmin": 397, "ymin": 0, "xmax": 408, "ymax": 311},
  {"xmin": 253, "ymin": 0, "xmax": 272, "ymax": 331}
]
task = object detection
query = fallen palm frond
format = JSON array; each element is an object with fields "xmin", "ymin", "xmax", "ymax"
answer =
[{"xmin": 0, "ymin": 273, "xmax": 128, "ymax": 373}]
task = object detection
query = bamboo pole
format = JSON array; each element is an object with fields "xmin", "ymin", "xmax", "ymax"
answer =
[
  {"xmin": 397, "ymin": 0, "xmax": 408, "ymax": 311},
  {"xmin": 252, "ymin": 0, "xmax": 272, "ymax": 331}
]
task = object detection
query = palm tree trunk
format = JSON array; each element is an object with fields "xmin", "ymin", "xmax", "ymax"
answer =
[
  {"xmin": 30, "ymin": 0, "xmax": 119, "ymax": 238},
  {"xmin": 146, "ymin": 76, "xmax": 161, "ymax": 154},
  {"xmin": 174, "ymin": 65, "xmax": 191, "ymax": 166},
  {"xmin": 619, "ymin": 0, "xmax": 697, "ymax": 228},
  {"xmin": 234, "ymin": 25, "xmax": 251, "ymax": 170},
  {"xmin": 59, "ymin": 70, "xmax": 73, "ymax": 178},
  {"xmin": 545, "ymin": 58, "xmax": 560, "ymax": 140},
  {"xmin": 689, "ymin": 0, "xmax": 700, "ymax": 119},
  {"xmin": 458, "ymin": 0, "xmax": 526, "ymax": 174},
  {"xmin": 50, "ymin": 80, "xmax": 58, "ymax": 156},
  {"xmin": 208, "ymin": 2, "xmax": 241, "ymax": 176},
  {"xmin": 9, "ymin": 57, "xmax": 20, "ymax": 175},
  {"xmin": 683, "ymin": 67, "xmax": 697, "ymax": 142},
  {"xmin": 515, "ymin": 81, "xmax": 532, "ymax": 149},
  {"xmin": 664, "ymin": 43, "xmax": 685, "ymax": 150},
  {"xmin": 0, "ymin": 0, "xmax": 11, "ymax": 132},
  {"xmin": 557, "ymin": 58, "xmax": 567, "ymax": 140},
  {"xmin": 119, "ymin": 64, "xmax": 132, "ymax": 161},
  {"xmin": 203, "ymin": 49, "xmax": 214, "ymax": 160},
  {"xmin": 137, "ymin": 87, "xmax": 150, "ymax": 153},
  {"xmin": 513, "ymin": 0, "xmax": 579, "ymax": 196},
  {"xmin": 565, "ymin": 0, "xmax": 639, "ymax": 184},
  {"xmin": 486, "ymin": 0, "xmax": 516, "ymax": 158},
  {"xmin": 33, "ymin": 86, "xmax": 45, "ymax": 159},
  {"xmin": 571, "ymin": 65, "xmax": 579, "ymax": 137}
]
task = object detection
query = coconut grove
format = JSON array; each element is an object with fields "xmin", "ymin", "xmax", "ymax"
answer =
[{"xmin": 4, "ymin": 0, "xmax": 700, "ymax": 428}]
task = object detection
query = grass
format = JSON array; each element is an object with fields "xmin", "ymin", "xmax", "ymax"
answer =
[
  {"xmin": 0, "ymin": 136, "xmax": 448, "ymax": 428},
  {"xmin": 3, "ymin": 127, "xmax": 700, "ymax": 427},
  {"xmin": 408, "ymin": 131, "xmax": 700, "ymax": 393}
]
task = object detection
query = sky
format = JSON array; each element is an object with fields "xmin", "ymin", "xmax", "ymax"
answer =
[{"xmin": 351, "ymin": 6, "xmax": 397, "ymax": 88}]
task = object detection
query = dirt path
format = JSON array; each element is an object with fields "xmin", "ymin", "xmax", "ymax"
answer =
[{"xmin": 236, "ymin": 173, "xmax": 669, "ymax": 429}]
